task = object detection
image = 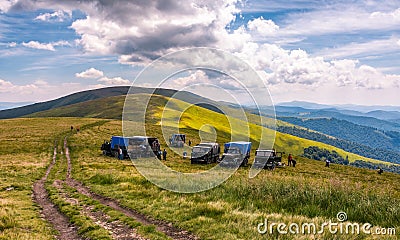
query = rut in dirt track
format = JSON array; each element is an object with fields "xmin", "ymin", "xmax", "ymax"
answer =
[
  {"xmin": 32, "ymin": 144, "xmax": 82, "ymax": 240},
  {"xmin": 63, "ymin": 138, "xmax": 199, "ymax": 240}
]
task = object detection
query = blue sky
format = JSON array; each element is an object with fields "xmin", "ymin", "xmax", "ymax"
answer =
[{"xmin": 0, "ymin": 0, "xmax": 400, "ymax": 105}]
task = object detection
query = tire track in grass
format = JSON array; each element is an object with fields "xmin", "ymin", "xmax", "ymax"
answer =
[
  {"xmin": 53, "ymin": 180, "xmax": 146, "ymax": 240},
  {"xmin": 32, "ymin": 143, "xmax": 82, "ymax": 240},
  {"xmin": 63, "ymin": 138, "xmax": 199, "ymax": 240}
]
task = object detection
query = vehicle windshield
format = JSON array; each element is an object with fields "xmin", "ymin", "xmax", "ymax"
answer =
[
  {"xmin": 226, "ymin": 148, "xmax": 240, "ymax": 154},
  {"xmin": 256, "ymin": 151, "xmax": 273, "ymax": 157},
  {"xmin": 129, "ymin": 138, "xmax": 147, "ymax": 145},
  {"xmin": 193, "ymin": 147, "xmax": 209, "ymax": 153}
]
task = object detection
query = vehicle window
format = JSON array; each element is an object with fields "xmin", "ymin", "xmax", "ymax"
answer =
[
  {"xmin": 193, "ymin": 147, "xmax": 206, "ymax": 153},
  {"xmin": 227, "ymin": 148, "xmax": 239, "ymax": 154}
]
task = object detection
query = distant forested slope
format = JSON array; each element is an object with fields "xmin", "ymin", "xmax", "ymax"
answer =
[
  {"xmin": 279, "ymin": 117, "xmax": 400, "ymax": 152},
  {"xmin": 278, "ymin": 125, "xmax": 400, "ymax": 164}
]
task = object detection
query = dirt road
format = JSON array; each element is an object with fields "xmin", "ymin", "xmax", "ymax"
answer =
[{"xmin": 32, "ymin": 136, "xmax": 198, "ymax": 240}]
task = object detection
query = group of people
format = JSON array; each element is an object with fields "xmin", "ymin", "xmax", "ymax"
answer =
[{"xmin": 157, "ymin": 149, "xmax": 167, "ymax": 160}]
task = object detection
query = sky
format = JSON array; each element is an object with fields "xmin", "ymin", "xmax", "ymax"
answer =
[{"xmin": 0, "ymin": 0, "xmax": 400, "ymax": 106}]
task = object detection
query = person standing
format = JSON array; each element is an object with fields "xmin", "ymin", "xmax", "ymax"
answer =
[
  {"xmin": 188, "ymin": 140, "xmax": 192, "ymax": 146},
  {"xmin": 118, "ymin": 146, "xmax": 123, "ymax": 160},
  {"xmin": 162, "ymin": 149, "xmax": 167, "ymax": 160},
  {"xmin": 288, "ymin": 154, "xmax": 293, "ymax": 167},
  {"xmin": 325, "ymin": 159, "xmax": 330, "ymax": 167}
]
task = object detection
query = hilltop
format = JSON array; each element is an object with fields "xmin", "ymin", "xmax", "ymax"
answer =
[{"xmin": 0, "ymin": 86, "xmax": 224, "ymax": 119}]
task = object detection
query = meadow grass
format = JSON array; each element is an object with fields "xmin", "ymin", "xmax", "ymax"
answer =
[
  {"xmin": 1, "ymin": 101, "xmax": 399, "ymax": 239},
  {"xmin": 0, "ymin": 117, "xmax": 99, "ymax": 240},
  {"xmin": 70, "ymin": 119, "xmax": 399, "ymax": 239}
]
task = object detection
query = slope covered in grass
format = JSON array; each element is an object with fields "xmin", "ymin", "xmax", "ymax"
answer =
[
  {"xmin": 28, "ymin": 93, "xmax": 386, "ymax": 165},
  {"xmin": 1, "ymin": 115, "xmax": 399, "ymax": 239},
  {"xmin": 69, "ymin": 119, "xmax": 400, "ymax": 239}
]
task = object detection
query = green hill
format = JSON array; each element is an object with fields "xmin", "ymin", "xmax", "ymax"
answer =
[
  {"xmin": 27, "ymin": 93, "xmax": 387, "ymax": 166},
  {"xmin": 0, "ymin": 86, "xmax": 224, "ymax": 119},
  {"xmin": 0, "ymin": 86, "xmax": 130, "ymax": 119}
]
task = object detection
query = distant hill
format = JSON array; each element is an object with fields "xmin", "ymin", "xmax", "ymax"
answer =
[
  {"xmin": 278, "ymin": 124, "xmax": 400, "ymax": 164},
  {"xmin": 277, "ymin": 101, "xmax": 400, "ymax": 112},
  {"xmin": 274, "ymin": 106, "xmax": 400, "ymax": 132},
  {"xmin": 0, "ymin": 86, "xmax": 222, "ymax": 119},
  {"xmin": 27, "ymin": 95, "xmax": 126, "ymax": 119},
  {"xmin": 0, "ymin": 87, "xmax": 130, "ymax": 119},
  {"xmin": 365, "ymin": 110, "xmax": 400, "ymax": 121},
  {"xmin": 0, "ymin": 102, "xmax": 32, "ymax": 110},
  {"xmin": 279, "ymin": 116, "xmax": 400, "ymax": 152}
]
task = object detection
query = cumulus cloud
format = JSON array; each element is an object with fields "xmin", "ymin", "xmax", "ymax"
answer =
[
  {"xmin": 247, "ymin": 17, "xmax": 279, "ymax": 36},
  {"xmin": 0, "ymin": 78, "xmax": 106, "ymax": 102},
  {"xmin": 35, "ymin": 10, "xmax": 71, "ymax": 22},
  {"xmin": 22, "ymin": 40, "xmax": 70, "ymax": 51},
  {"xmin": 76, "ymin": 67, "xmax": 130, "ymax": 85},
  {"xmin": 3, "ymin": 0, "xmax": 400, "ymax": 92},
  {"xmin": 168, "ymin": 70, "xmax": 242, "ymax": 90},
  {"xmin": 8, "ymin": 42, "xmax": 17, "ymax": 47},
  {"xmin": 98, "ymin": 76, "xmax": 130, "ymax": 85},
  {"xmin": 0, "ymin": 0, "xmax": 16, "ymax": 13},
  {"xmin": 66, "ymin": 0, "xmax": 241, "ymax": 63},
  {"xmin": 235, "ymin": 43, "xmax": 400, "ymax": 90},
  {"xmin": 75, "ymin": 68, "xmax": 104, "ymax": 79},
  {"xmin": 0, "ymin": 78, "xmax": 38, "ymax": 94}
]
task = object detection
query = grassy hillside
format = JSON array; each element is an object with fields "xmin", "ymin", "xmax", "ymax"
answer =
[
  {"xmin": 1, "ymin": 114, "xmax": 399, "ymax": 239},
  {"xmin": 0, "ymin": 117, "xmax": 100, "ymax": 239},
  {"xmin": 29, "ymin": 93, "xmax": 385, "ymax": 166},
  {"xmin": 1, "ymin": 86, "xmax": 227, "ymax": 119},
  {"xmin": 28, "ymin": 95, "xmax": 126, "ymax": 119},
  {"xmin": 71, "ymin": 119, "xmax": 400, "ymax": 239}
]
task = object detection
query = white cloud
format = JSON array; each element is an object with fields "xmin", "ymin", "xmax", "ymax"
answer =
[
  {"xmin": 167, "ymin": 70, "xmax": 242, "ymax": 91},
  {"xmin": 3, "ymin": 0, "xmax": 400, "ymax": 99},
  {"xmin": 22, "ymin": 40, "xmax": 70, "ymax": 51},
  {"xmin": 35, "ymin": 10, "xmax": 71, "ymax": 22},
  {"xmin": 66, "ymin": 0, "xmax": 241, "ymax": 61},
  {"xmin": 0, "ymin": 78, "xmax": 38, "ymax": 94},
  {"xmin": 98, "ymin": 76, "xmax": 130, "ymax": 85},
  {"xmin": 0, "ymin": 0, "xmax": 16, "ymax": 13},
  {"xmin": 75, "ymin": 67, "xmax": 130, "ymax": 85},
  {"xmin": 8, "ymin": 42, "xmax": 17, "ymax": 47},
  {"xmin": 279, "ymin": 7, "xmax": 400, "ymax": 37},
  {"xmin": 247, "ymin": 17, "xmax": 279, "ymax": 36},
  {"xmin": 316, "ymin": 37, "xmax": 400, "ymax": 60},
  {"xmin": 75, "ymin": 68, "xmax": 104, "ymax": 79},
  {"xmin": 235, "ymin": 43, "xmax": 400, "ymax": 90},
  {"xmin": 0, "ymin": 78, "xmax": 107, "ymax": 102}
]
